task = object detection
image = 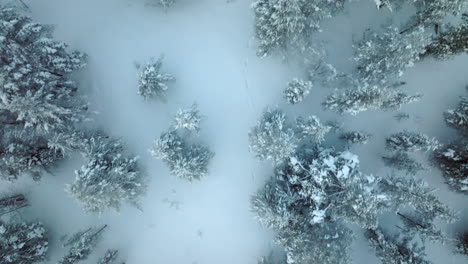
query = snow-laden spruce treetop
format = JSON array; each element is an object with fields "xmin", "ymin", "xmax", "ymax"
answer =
[
  {"xmin": 249, "ymin": 108, "xmax": 332, "ymax": 165},
  {"xmin": 150, "ymin": 103, "xmax": 214, "ymax": 181},
  {"xmin": 249, "ymin": 103, "xmax": 457, "ymax": 264},
  {"xmin": 251, "ymin": 141, "xmax": 457, "ymax": 263},
  {"xmin": 137, "ymin": 55, "xmax": 175, "ymax": 101},
  {"xmin": 0, "ymin": 6, "xmax": 89, "ymax": 181},
  {"xmin": 252, "ymin": 0, "xmax": 346, "ymax": 57},
  {"xmin": 283, "ymin": 78, "xmax": 312, "ymax": 105},
  {"xmin": 66, "ymin": 133, "xmax": 147, "ymax": 214},
  {"xmin": 59, "ymin": 225, "xmax": 107, "ymax": 264}
]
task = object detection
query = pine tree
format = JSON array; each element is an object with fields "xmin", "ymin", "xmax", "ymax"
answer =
[
  {"xmin": 150, "ymin": 129, "xmax": 214, "ymax": 181},
  {"xmin": 252, "ymin": 0, "xmax": 345, "ymax": 57},
  {"xmin": 402, "ymin": 0, "xmax": 468, "ymax": 34},
  {"xmin": 354, "ymin": 26, "xmax": 431, "ymax": 85},
  {"xmin": 382, "ymin": 152, "xmax": 426, "ymax": 175},
  {"xmin": 0, "ymin": 193, "xmax": 27, "ymax": 216},
  {"xmin": 59, "ymin": 225, "xmax": 107, "ymax": 264},
  {"xmin": 397, "ymin": 212, "xmax": 451, "ymax": 245},
  {"xmin": 323, "ymin": 85, "xmax": 421, "ymax": 115},
  {"xmin": 385, "ymin": 130, "xmax": 439, "ymax": 152},
  {"xmin": 137, "ymin": 56, "xmax": 175, "ymax": 101},
  {"xmin": 284, "ymin": 79, "xmax": 312, "ymax": 104},
  {"xmin": 277, "ymin": 221, "xmax": 353, "ymax": 264},
  {"xmin": 444, "ymin": 97, "xmax": 468, "ymax": 136},
  {"xmin": 294, "ymin": 115, "xmax": 331, "ymax": 143},
  {"xmin": 66, "ymin": 134, "xmax": 147, "ymax": 213},
  {"xmin": 365, "ymin": 228, "xmax": 432, "ymax": 264},
  {"xmin": 379, "ymin": 175, "xmax": 457, "ymax": 223},
  {"xmin": 0, "ymin": 220, "xmax": 48, "ymax": 264},
  {"xmin": 252, "ymin": 145, "xmax": 389, "ymax": 231},
  {"xmin": 455, "ymin": 231, "xmax": 468, "ymax": 257},
  {"xmin": 0, "ymin": 7, "xmax": 88, "ymax": 181},
  {"xmin": 173, "ymin": 103, "xmax": 202, "ymax": 135},
  {"xmin": 97, "ymin": 249, "xmax": 119, "ymax": 264},
  {"xmin": 249, "ymin": 109, "xmax": 298, "ymax": 164},
  {"xmin": 433, "ymin": 141, "xmax": 468, "ymax": 194},
  {"xmin": 339, "ymin": 131, "xmax": 372, "ymax": 145},
  {"xmin": 425, "ymin": 14, "xmax": 468, "ymax": 59}
]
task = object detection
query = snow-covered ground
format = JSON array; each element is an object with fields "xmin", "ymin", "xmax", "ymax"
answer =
[{"xmin": 1, "ymin": 0, "xmax": 467, "ymax": 263}]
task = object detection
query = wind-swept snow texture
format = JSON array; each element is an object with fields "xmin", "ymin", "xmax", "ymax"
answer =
[{"xmin": 1, "ymin": 0, "xmax": 467, "ymax": 263}]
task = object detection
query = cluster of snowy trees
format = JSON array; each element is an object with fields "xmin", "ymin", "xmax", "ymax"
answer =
[
  {"xmin": 249, "ymin": 109, "xmax": 332, "ymax": 165},
  {"xmin": 433, "ymin": 97, "xmax": 468, "ymax": 194},
  {"xmin": 250, "ymin": 137, "xmax": 457, "ymax": 263},
  {"xmin": 66, "ymin": 133, "xmax": 147, "ymax": 213},
  {"xmin": 0, "ymin": 6, "xmax": 87, "ymax": 181},
  {"xmin": 252, "ymin": 0, "xmax": 346, "ymax": 57},
  {"xmin": 150, "ymin": 104, "xmax": 214, "ymax": 181}
]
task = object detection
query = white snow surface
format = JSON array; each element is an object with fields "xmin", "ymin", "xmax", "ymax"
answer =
[{"xmin": 1, "ymin": 0, "xmax": 467, "ymax": 263}]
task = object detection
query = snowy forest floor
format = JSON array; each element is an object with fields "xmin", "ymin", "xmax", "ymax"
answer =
[{"xmin": 1, "ymin": 0, "xmax": 467, "ymax": 263}]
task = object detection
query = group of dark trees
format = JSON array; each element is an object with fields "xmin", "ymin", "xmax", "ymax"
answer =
[
  {"xmin": 251, "ymin": 0, "xmax": 468, "ymax": 263},
  {"xmin": 0, "ymin": 5, "xmax": 144, "ymax": 263}
]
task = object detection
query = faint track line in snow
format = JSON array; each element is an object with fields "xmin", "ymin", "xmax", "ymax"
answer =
[{"xmin": 242, "ymin": 58, "xmax": 254, "ymax": 110}]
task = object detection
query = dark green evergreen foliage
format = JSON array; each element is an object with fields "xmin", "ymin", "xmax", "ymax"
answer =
[
  {"xmin": 365, "ymin": 228, "xmax": 432, "ymax": 264},
  {"xmin": 0, "ymin": 220, "xmax": 49, "ymax": 264},
  {"xmin": 456, "ymin": 231, "xmax": 468, "ymax": 256},
  {"xmin": 59, "ymin": 225, "xmax": 107, "ymax": 264},
  {"xmin": 444, "ymin": 97, "xmax": 468, "ymax": 136},
  {"xmin": 425, "ymin": 14, "xmax": 468, "ymax": 59},
  {"xmin": 382, "ymin": 152, "xmax": 426, "ymax": 175},
  {"xmin": 0, "ymin": 6, "xmax": 88, "ymax": 181},
  {"xmin": 433, "ymin": 141, "xmax": 468, "ymax": 194}
]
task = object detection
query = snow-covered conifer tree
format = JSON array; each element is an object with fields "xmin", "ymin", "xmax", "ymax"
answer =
[
  {"xmin": 150, "ymin": 129, "xmax": 214, "ymax": 181},
  {"xmin": 59, "ymin": 225, "xmax": 107, "ymax": 264},
  {"xmin": 252, "ymin": 145, "xmax": 389, "ymax": 231},
  {"xmin": 402, "ymin": 0, "xmax": 468, "ymax": 34},
  {"xmin": 294, "ymin": 115, "xmax": 331, "ymax": 143},
  {"xmin": 97, "ymin": 249, "xmax": 119, "ymax": 264},
  {"xmin": 354, "ymin": 26, "xmax": 430, "ymax": 85},
  {"xmin": 433, "ymin": 141, "xmax": 468, "ymax": 194},
  {"xmin": 173, "ymin": 103, "xmax": 202, "ymax": 135},
  {"xmin": 365, "ymin": 228, "xmax": 431, "ymax": 264},
  {"xmin": 137, "ymin": 56, "xmax": 175, "ymax": 101},
  {"xmin": 252, "ymin": 0, "xmax": 345, "ymax": 57},
  {"xmin": 339, "ymin": 131, "xmax": 372, "ymax": 145},
  {"xmin": 66, "ymin": 134, "xmax": 147, "ymax": 213},
  {"xmin": 444, "ymin": 97, "xmax": 467, "ymax": 136},
  {"xmin": 0, "ymin": 193, "xmax": 27, "ymax": 216},
  {"xmin": 382, "ymin": 152, "xmax": 425, "ymax": 175},
  {"xmin": 283, "ymin": 79, "xmax": 312, "ymax": 104},
  {"xmin": 278, "ymin": 221, "xmax": 353, "ymax": 264},
  {"xmin": 0, "ymin": 7, "xmax": 88, "ymax": 181},
  {"xmin": 425, "ymin": 14, "xmax": 468, "ymax": 59},
  {"xmin": 249, "ymin": 109, "xmax": 297, "ymax": 164},
  {"xmin": 379, "ymin": 175, "xmax": 457, "ymax": 223},
  {"xmin": 0, "ymin": 220, "xmax": 48, "ymax": 264},
  {"xmin": 323, "ymin": 85, "xmax": 421, "ymax": 115},
  {"xmin": 385, "ymin": 130, "xmax": 439, "ymax": 152}
]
